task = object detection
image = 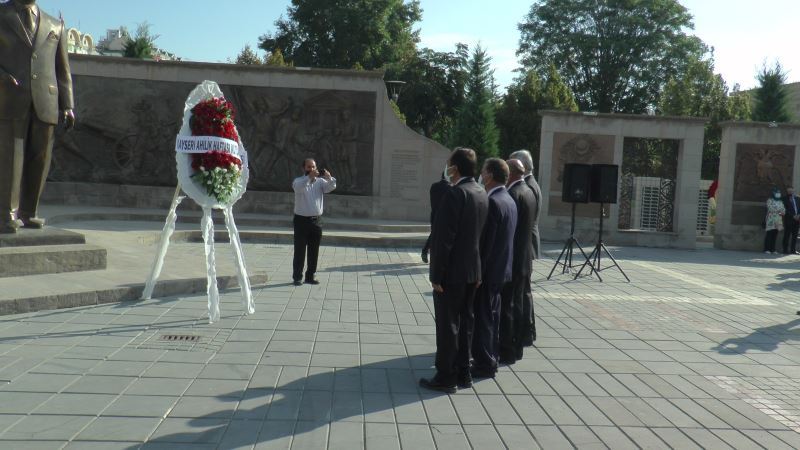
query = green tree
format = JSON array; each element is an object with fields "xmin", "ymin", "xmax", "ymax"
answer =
[
  {"xmin": 659, "ymin": 56, "xmax": 751, "ymax": 178},
  {"xmin": 450, "ymin": 45, "xmax": 499, "ymax": 162},
  {"xmin": 752, "ymin": 61, "xmax": 792, "ymax": 123},
  {"xmin": 265, "ymin": 48, "xmax": 292, "ymax": 67},
  {"xmin": 496, "ymin": 65, "xmax": 578, "ymax": 161},
  {"xmin": 123, "ymin": 22, "xmax": 158, "ymax": 59},
  {"xmin": 235, "ymin": 44, "xmax": 263, "ymax": 65},
  {"xmin": 385, "ymin": 43, "xmax": 470, "ymax": 142},
  {"xmin": 518, "ymin": 0, "xmax": 706, "ymax": 113},
  {"xmin": 259, "ymin": 0, "xmax": 421, "ymax": 70}
]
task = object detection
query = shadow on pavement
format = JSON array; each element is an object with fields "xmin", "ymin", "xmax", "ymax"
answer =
[
  {"xmin": 713, "ymin": 318, "xmax": 800, "ymax": 354},
  {"xmin": 127, "ymin": 354, "xmax": 438, "ymax": 448},
  {"xmin": 324, "ymin": 262, "xmax": 429, "ymax": 277}
]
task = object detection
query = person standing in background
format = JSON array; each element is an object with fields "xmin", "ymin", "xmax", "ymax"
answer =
[
  {"xmin": 782, "ymin": 186, "xmax": 800, "ymax": 255},
  {"xmin": 509, "ymin": 150, "xmax": 542, "ymax": 260},
  {"xmin": 500, "ymin": 159, "xmax": 536, "ymax": 363},
  {"xmin": 472, "ymin": 158, "xmax": 516, "ymax": 379},
  {"xmin": 420, "ymin": 147, "xmax": 488, "ymax": 393},
  {"xmin": 421, "ymin": 173, "xmax": 450, "ymax": 263},
  {"xmin": 764, "ymin": 187, "xmax": 785, "ymax": 254},
  {"xmin": 292, "ymin": 158, "xmax": 336, "ymax": 286}
]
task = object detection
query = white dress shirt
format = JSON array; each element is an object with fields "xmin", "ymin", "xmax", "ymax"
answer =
[{"xmin": 292, "ymin": 175, "xmax": 337, "ymax": 217}]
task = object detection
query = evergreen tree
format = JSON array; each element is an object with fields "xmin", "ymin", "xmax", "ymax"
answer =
[
  {"xmin": 752, "ymin": 62, "xmax": 792, "ymax": 123},
  {"xmin": 496, "ymin": 65, "xmax": 577, "ymax": 161},
  {"xmin": 123, "ymin": 22, "xmax": 158, "ymax": 60},
  {"xmin": 450, "ymin": 45, "xmax": 499, "ymax": 163},
  {"xmin": 265, "ymin": 48, "xmax": 291, "ymax": 67},
  {"xmin": 235, "ymin": 44, "xmax": 263, "ymax": 65}
]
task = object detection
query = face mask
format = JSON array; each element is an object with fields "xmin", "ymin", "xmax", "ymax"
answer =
[
  {"xmin": 477, "ymin": 175, "xmax": 484, "ymax": 187},
  {"xmin": 775, "ymin": 193, "xmax": 782, "ymax": 199}
]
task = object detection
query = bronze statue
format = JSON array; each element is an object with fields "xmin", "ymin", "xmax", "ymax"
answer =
[{"xmin": 0, "ymin": 0, "xmax": 75, "ymax": 233}]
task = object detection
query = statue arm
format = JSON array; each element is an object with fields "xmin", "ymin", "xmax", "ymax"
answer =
[{"xmin": 55, "ymin": 22, "xmax": 74, "ymax": 111}]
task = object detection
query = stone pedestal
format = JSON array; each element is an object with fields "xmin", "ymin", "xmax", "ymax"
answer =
[{"xmin": 0, "ymin": 228, "xmax": 106, "ymax": 278}]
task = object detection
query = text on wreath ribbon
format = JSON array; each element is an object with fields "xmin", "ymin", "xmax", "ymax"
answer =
[{"xmin": 176, "ymin": 135, "xmax": 241, "ymax": 158}]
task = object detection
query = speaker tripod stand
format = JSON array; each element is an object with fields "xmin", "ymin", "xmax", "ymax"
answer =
[
  {"xmin": 575, "ymin": 203, "xmax": 630, "ymax": 282},
  {"xmin": 548, "ymin": 202, "xmax": 591, "ymax": 279}
]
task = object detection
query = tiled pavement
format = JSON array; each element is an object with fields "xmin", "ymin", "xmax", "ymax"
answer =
[{"xmin": 1, "ymin": 240, "xmax": 800, "ymax": 449}]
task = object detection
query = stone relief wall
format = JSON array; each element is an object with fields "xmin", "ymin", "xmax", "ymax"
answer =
[
  {"xmin": 50, "ymin": 76, "xmax": 376, "ymax": 195},
  {"xmin": 730, "ymin": 143, "xmax": 795, "ymax": 226},
  {"xmin": 548, "ymin": 132, "xmax": 615, "ymax": 217}
]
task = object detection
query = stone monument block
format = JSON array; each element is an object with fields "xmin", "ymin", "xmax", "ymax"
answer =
[
  {"xmin": 548, "ymin": 132, "xmax": 615, "ymax": 217},
  {"xmin": 730, "ymin": 143, "xmax": 795, "ymax": 225}
]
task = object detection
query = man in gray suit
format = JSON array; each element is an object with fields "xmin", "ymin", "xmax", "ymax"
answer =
[
  {"xmin": 0, "ymin": 0, "xmax": 75, "ymax": 233},
  {"xmin": 509, "ymin": 150, "xmax": 541, "ymax": 259}
]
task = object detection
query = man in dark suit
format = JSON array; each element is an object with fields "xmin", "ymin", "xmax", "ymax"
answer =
[
  {"xmin": 471, "ymin": 158, "xmax": 516, "ymax": 379},
  {"xmin": 0, "ymin": 0, "xmax": 75, "ymax": 232},
  {"xmin": 509, "ymin": 150, "xmax": 542, "ymax": 260},
  {"xmin": 499, "ymin": 159, "xmax": 536, "ymax": 363},
  {"xmin": 783, "ymin": 186, "xmax": 800, "ymax": 255},
  {"xmin": 420, "ymin": 147, "xmax": 488, "ymax": 393},
  {"xmin": 421, "ymin": 173, "xmax": 450, "ymax": 263}
]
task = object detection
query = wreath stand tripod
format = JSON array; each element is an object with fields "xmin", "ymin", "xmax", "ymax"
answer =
[
  {"xmin": 574, "ymin": 203, "xmax": 630, "ymax": 282},
  {"xmin": 547, "ymin": 202, "xmax": 591, "ymax": 279},
  {"xmin": 140, "ymin": 183, "xmax": 254, "ymax": 324}
]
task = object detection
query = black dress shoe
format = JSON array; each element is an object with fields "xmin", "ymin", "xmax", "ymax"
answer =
[
  {"xmin": 470, "ymin": 367, "xmax": 496, "ymax": 379},
  {"xmin": 499, "ymin": 355, "xmax": 516, "ymax": 365},
  {"xmin": 304, "ymin": 278, "xmax": 320, "ymax": 285},
  {"xmin": 457, "ymin": 372, "xmax": 473, "ymax": 389},
  {"xmin": 292, "ymin": 280, "xmax": 302, "ymax": 286},
  {"xmin": 419, "ymin": 377, "xmax": 456, "ymax": 394}
]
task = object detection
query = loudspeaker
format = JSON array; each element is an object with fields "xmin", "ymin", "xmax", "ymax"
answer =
[
  {"xmin": 562, "ymin": 164, "xmax": 591, "ymax": 203},
  {"xmin": 590, "ymin": 164, "xmax": 619, "ymax": 204}
]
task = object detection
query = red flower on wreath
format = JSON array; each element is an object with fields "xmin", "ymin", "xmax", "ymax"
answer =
[{"xmin": 190, "ymin": 97, "xmax": 239, "ymax": 142}]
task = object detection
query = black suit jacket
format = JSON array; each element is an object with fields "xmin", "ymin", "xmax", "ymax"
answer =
[
  {"xmin": 783, "ymin": 194, "xmax": 800, "ymax": 224},
  {"xmin": 524, "ymin": 174, "xmax": 542, "ymax": 259},
  {"xmin": 430, "ymin": 177, "xmax": 488, "ymax": 285},
  {"xmin": 429, "ymin": 179, "xmax": 450, "ymax": 224},
  {"xmin": 508, "ymin": 180, "xmax": 535, "ymax": 277},
  {"xmin": 480, "ymin": 186, "xmax": 517, "ymax": 285}
]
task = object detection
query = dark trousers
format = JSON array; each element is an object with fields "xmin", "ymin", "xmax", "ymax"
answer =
[
  {"xmin": 0, "ymin": 115, "xmax": 55, "ymax": 222},
  {"xmin": 293, "ymin": 214, "xmax": 322, "ymax": 281},
  {"xmin": 422, "ymin": 233, "xmax": 432, "ymax": 254},
  {"xmin": 472, "ymin": 282, "xmax": 502, "ymax": 372},
  {"xmin": 783, "ymin": 219, "xmax": 799, "ymax": 253},
  {"xmin": 433, "ymin": 282, "xmax": 477, "ymax": 384},
  {"xmin": 521, "ymin": 280, "xmax": 536, "ymax": 345},
  {"xmin": 765, "ymin": 229, "xmax": 779, "ymax": 253},
  {"xmin": 499, "ymin": 279, "xmax": 522, "ymax": 361}
]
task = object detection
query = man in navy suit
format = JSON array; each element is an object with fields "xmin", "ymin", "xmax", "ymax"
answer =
[
  {"xmin": 500, "ymin": 159, "xmax": 536, "ymax": 364},
  {"xmin": 420, "ymin": 147, "xmax": 488, "ymax": 393},
  {"xmin": 421, "ymin": 174, "xmax": 450, "ymax": 263},
  {"xmin": 471, "ymin": 158, "xmax": 517, "ymax": 379},
  {"xmin": 783, "ymin": 186, "xmax": 800, "ymax": 255}
]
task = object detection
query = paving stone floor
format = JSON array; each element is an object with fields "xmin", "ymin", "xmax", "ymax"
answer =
[{"xmin": 1, "ymin": 241, "xmax": 800, "ymax": 449}]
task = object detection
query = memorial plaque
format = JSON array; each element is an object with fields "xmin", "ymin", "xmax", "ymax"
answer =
[
  {"xmin": 50, "ymin": 76, "xmax": 377, "ymax": 195},
  {"xmin": 390, "ymin": 150, "xmax": 422, "ymax": 200},
  {"xmin": 732, "ymin": 143, "xmax": 795, "ymax": 202}
]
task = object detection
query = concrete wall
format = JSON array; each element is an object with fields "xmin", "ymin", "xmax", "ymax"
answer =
[
  {"xmin": 539, "ymin": 111, "xmax": 706, "ymax": 249},
  {"xmin": 43, "ymin": 55, "xmax": 450, "ymax": 221},
  {"xmin": 715, "ymin": 122, "xmax": 800, "ymax": 251}
]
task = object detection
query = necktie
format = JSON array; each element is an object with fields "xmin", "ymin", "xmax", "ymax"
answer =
[{"xmin": 23, "ymin": 8, "xmax": 35, "ymax": 39}]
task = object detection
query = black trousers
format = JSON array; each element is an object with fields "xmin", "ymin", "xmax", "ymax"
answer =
[
  {"xmin": 521, "ymin": 280, "xmax": 536, "ymax": 345},
  {"xmin": 472, "ymin": 282, "xmax": 502, "ymax": 372},
  {"xmin": 765, "ymin": 229, "xmax": 779, "ymax": 253},
  {"xmin": 433, "ymin": 282, "xmax": 477, "ymax": 384},
  {"xmin": 422, "ymin": 233, "xmax": 432, "ymax": 254},
  {"xmin": 783, "ymin": 219, "xmax": 799, "ymax": 253},
  {"xmin": 293, "ymin": 215, "xmax": 322, "ymax": 281},
  {"xmin": 499, "ymin": 277, "xmax": 525, "ymax": 361}
]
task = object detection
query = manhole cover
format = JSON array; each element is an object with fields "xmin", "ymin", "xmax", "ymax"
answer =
[{"xmin": 159, "ymin": 334, "xmax": 200, "ymax": 342}]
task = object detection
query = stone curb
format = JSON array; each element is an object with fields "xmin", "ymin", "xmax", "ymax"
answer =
[{"xmin": 0, "ymin": 272, "xmax": 269, "ymax": 316}]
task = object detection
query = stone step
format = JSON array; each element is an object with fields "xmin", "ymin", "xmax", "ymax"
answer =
[
  {"xmin": 0, "ymin": 227, "xmax": 86, "ymax": 248},
  {"xmin": 0, "ymin": 244, "xmax": 107, "ymax": 278}
]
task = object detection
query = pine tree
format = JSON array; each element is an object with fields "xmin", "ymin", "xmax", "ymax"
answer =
[
  {"xmin": 753, "ymin": 62, "xmax": 792, "ymax": 122},
  {"xmin": 235, "ymin": 44, "xmax": 263, "ymax": 65},
  {"xmin": 450, "ymin": 45, "xmax": 499, "ymax": 163},
  {"xmin": 265, "ymin": 48, "xmax": 291, "ymax": 67}
]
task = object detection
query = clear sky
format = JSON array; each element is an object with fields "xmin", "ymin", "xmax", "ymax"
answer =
[{"xmin": 35, "ymin": 0, "xmax": 800, "ymax": 91}]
